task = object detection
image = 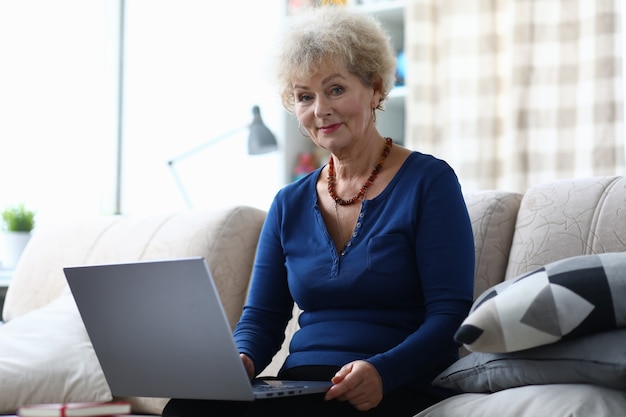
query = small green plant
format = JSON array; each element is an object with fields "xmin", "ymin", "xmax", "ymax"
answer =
[{"xmin": 1, "ymin": 203, "xmax": 36, "ymax": 232}]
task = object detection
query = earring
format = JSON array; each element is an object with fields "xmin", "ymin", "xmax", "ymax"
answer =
[
  {"xmin": 372, "ymin": 108, "xmax": 377, "ymax": 124},
  {"xmin": 298, "ymin": 123, "xmax": 309, "ymax": 138}
]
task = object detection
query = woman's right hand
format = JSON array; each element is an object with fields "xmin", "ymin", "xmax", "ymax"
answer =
[{"xmin": 240, "ymin": 353, "xmax": 255, "ymax": 379}]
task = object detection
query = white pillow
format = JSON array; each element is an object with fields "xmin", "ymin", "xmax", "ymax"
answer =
[{"xmin": 0, "ymin": 290, "xmax": 111, "ymax": 414}]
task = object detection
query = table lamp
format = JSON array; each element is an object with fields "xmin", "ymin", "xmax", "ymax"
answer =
[{"xmin": 168, "ymin": 105, "xmax": 278, "ymax": 207}]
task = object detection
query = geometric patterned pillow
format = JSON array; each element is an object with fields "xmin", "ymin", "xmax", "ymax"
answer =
[{"xmin": 454, "ymin": 253, "xmax": 626, "ymax": 353}]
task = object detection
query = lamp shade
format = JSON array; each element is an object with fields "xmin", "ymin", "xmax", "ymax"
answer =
[{"xmin": 247, "ymin": 105, "xmax": 278, "ymax": 155}]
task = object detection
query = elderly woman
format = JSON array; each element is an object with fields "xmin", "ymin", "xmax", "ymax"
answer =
[{"xmin": 163, "ymin": 6, "xmax": 474, "ymax": 417}]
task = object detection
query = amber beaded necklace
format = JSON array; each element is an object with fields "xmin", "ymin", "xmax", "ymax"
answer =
[{"xmin": 327, "ymin": 137, "xmax": 393, "ymax": 206}]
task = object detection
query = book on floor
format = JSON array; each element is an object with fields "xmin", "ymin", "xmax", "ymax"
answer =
[{"xmin": 17, "ymin": 401, "xmax": 131, "ymax": 417}]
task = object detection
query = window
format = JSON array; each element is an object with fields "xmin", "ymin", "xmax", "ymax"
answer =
[
  {"xmin": 0, "ymin": 0, "xmax": 284, "ymax": 228},
  {"xmin": 0, "ymin": 0, "xmax": 113, "ymax": 225}
]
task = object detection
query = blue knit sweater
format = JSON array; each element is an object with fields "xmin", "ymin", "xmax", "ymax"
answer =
[{"xmin": 234, "ymin": 151, "xmax": 475, "ymax": 395}]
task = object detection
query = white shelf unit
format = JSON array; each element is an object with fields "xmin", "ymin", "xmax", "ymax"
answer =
[{"xmin": 280, "ymin": 1, "xmax": 406, "ymax": 184}]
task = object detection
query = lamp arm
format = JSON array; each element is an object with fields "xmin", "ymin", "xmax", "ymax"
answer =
[
  {"xmin": 167, "ymin": 162, "xmax": 193, "ymax": 209},
  {"xmin": 167, "ymin": 125, "xmax": 248, "ymax": 165},
  {"xmin": 167, "ymin": 125, "xmax": 247, "ymax": 208}
]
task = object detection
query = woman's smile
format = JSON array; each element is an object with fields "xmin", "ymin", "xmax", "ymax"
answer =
[{"xmin": 319, "ymin": 123, "xmax": 343, "ymax": 135}]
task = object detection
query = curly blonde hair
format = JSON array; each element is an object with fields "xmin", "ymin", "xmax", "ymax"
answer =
[{"xmin": 275, "ymin": 6, "xmax": 397, "ymax": 113}]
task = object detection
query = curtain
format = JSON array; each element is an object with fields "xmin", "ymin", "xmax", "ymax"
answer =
[{"xmin": 405, "ymin": 0, "xmax": 624, "ymax": 193}]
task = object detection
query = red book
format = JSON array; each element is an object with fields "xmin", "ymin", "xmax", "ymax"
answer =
[{"xmin": 17, "ymin": 401, "xmax": 131, "ymax": 417}]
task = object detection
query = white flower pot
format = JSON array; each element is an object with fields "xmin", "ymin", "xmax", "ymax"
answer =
[{"xmin": 1, "ymin": 231, "xmax": 31, "ymax": 269}]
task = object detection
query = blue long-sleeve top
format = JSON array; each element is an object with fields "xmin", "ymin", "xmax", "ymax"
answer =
[{"xmin": 234, "ymin": 151, "xmax": 475, "ymax": 395}]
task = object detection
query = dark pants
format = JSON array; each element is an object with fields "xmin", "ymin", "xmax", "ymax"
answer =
[{"xmin": 161, "ymin": 366, "xmax": 439, "ymax": 417}]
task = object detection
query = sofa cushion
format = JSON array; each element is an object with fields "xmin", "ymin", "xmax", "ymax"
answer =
[
  {"xmin": 435, "ymin": 327, "xmax": 626, "ymax": 393},
  {"xmin": 505, "ymin": 176, "xmax": 626, "ymax": 279},
  {"xmin": 455, "ymin": 253, "xmax": 626, "ymax": 352},
  {"xmin": 0, "ymin": 291, "xmax": 111, "ymax": 414}
]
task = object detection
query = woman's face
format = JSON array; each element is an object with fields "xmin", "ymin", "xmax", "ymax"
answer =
[{"xmin": 292, "ymin": 66, "xmax": 381, "ymax": 152}]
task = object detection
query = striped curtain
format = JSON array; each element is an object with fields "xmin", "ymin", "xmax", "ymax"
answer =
[{"xmin": 405, "ymin": 0, "xmax": 624, "ymax": 193}]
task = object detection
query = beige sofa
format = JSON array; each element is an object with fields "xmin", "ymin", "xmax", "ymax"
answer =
[
  {"xmin": 1, "ymin": 176, "xmax": 625, "ymax": 416},
  {"xmin": 0, "ymin": 206, "xmax": 267, "ymax": 415}
]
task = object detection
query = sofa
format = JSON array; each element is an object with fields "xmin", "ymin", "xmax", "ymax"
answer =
[
  {"xmin": 0, "ymin": 206, "xmax": 267, "ymax": 415},
  {"xmin": 0, "ymin": 176, "xmax": 625, "ymax": 416}
]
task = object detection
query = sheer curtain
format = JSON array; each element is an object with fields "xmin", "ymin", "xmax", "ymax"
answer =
[
  {"xmin": 0, "ymin": 0, "xmax": 115, "ymax": 225},
  {"xmin": 406, "ymin": 0, "xmax": 624, "ymax": 193}
]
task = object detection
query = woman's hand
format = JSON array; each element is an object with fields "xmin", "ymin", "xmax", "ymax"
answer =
[
  {"xmin": 324, "ymin": 360, "xmax": 383, "ymax": 411},
  {"xmin": 240, "ymin": 353, "xmax": 255, "ymax": 379}
]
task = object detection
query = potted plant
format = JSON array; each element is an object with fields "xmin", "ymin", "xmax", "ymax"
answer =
[{"xmin": 1, "ymin": 203, "xmax": 36, "ymax": 269}]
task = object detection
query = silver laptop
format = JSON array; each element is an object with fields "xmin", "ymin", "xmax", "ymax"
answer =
[{"xmin": 64, "ymin": 257, "xmax": 331, "ymax": 401}]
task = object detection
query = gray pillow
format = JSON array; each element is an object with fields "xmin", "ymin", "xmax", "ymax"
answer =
[{"xmin": 433, "ymin": 328, "xmax": 626, "ymax": 393}]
